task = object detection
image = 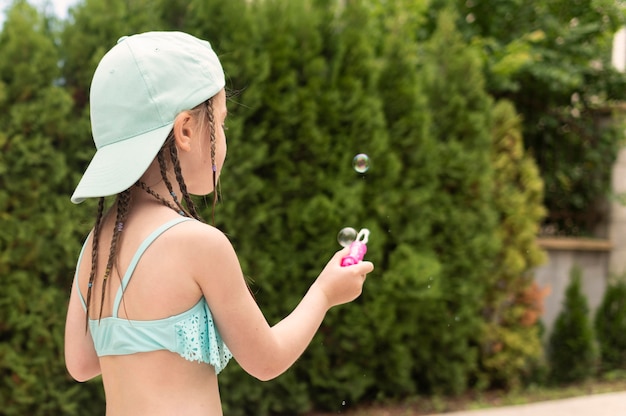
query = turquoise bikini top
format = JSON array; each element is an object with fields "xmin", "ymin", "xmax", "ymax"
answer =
[{"xmin": 75, "ymin": 217, "xmax": 232, "ymax": 374}]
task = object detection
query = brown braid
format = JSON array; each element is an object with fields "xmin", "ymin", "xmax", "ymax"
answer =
[
  {"xmin": 97, "ymin": 190, "xmax": 132, "ymax": 320},
  {"xmin": 153, "ymin": 97, "xmax": 219, "ymax": 224},
  {"xmin": 206, "ymin": 98, "xmax": 218, "ymax": 225},
  {"xmin": 85, "ymin": 197, "xmax": 105, "ymax": 331},
  {"xmin": 157, "ymin": 139, "xmax": 187, "ymax": 216},
  {"xmin": 136, "ymin": 180, "xmax": 186, "ymax": 215},
  {"xmin": 169, "ymin": 140, "xmax": 202, "ymax": 221}
]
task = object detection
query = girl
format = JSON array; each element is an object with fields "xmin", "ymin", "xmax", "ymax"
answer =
[{"xmin": 64, "ymin": 31, "xmax": 373, "ymax": 416}]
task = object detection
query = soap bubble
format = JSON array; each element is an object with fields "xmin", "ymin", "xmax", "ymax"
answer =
[
  {"xmin": 337, "ymin": 227, "xmax": 357, "ymax": 247},
  {"xmin": 352, "ymin": 153, "xmax": 370, "ymax": 173}
]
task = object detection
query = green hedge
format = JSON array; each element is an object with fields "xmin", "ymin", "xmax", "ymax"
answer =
[{"xmin": 0, "ymin": 2, "xmax": 103, "ymax": 413}]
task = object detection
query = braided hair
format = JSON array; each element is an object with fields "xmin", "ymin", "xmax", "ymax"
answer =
[{"xmin": 84, "ymin": 189, "xmax": 132, "ymax": 328}]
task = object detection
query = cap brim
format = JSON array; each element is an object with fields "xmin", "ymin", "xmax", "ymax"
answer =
[{"xmin": 71, "ymin": 123, "xmax": 173, "ymax": 204}]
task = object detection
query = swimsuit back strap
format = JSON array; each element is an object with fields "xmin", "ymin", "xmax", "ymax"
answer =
[
  {"xmin": 75, "ymin": 231, "xmax": 93, "ymax": 311},
  {"xmin": 112, "ymin": 216, "xmax": 193, "ymax": 318}
]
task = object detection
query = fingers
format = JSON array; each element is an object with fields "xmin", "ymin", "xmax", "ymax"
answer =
[
  {"xmin": 358, "ymin": 260, "xmax": 374, "ymax": 274},
  {"xmin": 331, "ymin": 247, "xmax": 351, "ymax": 263},
  {"xmin": 343, "ymin": 259, "xmax": 374, "ymax": 276},
  {"xmin": 331, "ymin": 248, "xmax": 374, "ymax": 272},
  {"xmin": 315, "ymin": 249, "xmax": 374, "ymax": 306}
]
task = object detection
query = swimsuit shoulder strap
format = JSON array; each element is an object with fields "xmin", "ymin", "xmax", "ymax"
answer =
[{"xmin": 112, "ymin": 216, "xmax": 194, "ymax": 317}]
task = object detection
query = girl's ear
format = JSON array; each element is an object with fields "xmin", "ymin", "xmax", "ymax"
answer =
[{"xmin": 173, "ymin": 111, "xmax": 194, "ymax": 152}]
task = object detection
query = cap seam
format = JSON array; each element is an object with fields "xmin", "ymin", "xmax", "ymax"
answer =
[{"xmin": 127, "ymin": 40, "xmax": 166, "ymax": 124}]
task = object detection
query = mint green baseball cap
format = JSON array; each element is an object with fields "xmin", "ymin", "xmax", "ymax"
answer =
[{"xmin": 71, "ymin": 31, "xmax": 225, "ymax": 204}]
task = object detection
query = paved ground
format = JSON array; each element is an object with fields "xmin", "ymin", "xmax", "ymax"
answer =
[{"xmin": 425, "ymin": 390, "xmax": 626, "ymax": 416}]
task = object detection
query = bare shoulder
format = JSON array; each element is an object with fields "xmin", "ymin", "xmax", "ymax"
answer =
[
  {"xmin": 166, "ymin": 219, "xmax": 240, "ymax": 274},
  {"xmin": 172, "ymin": 219, "xmax": 233, "ymax": 248}
]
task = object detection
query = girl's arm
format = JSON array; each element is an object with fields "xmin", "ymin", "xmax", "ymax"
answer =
[
  {"xmin": 188, "ymin": 224, "xmax": 373, "ymax": 381},
  {"xmin": 64, "ymin": 279, "xmax": 101, "ymax": 382}
]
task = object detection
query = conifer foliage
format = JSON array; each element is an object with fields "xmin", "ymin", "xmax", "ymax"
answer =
[
  {"xmin": 595, "ymin": 280, "xmax": 626, "ymax": 372},
  {"xmin": 406, "ymin": 9, "xmax": 499, "ymax": 395},
  {"xmin": 479, "ymin": 100, "xmax": 547, "ymax": 389},
  {"xmin": 548, "ymin": 267, "xmax": 597, "ymax": 384},
  {"xmin": 0, "ymin": 2, "xmax": 100, "ymax": 414}
]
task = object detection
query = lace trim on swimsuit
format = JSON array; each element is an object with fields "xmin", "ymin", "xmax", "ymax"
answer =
[{"xmin": 174, "ymin": 302, "xmax": 232, "ymax": 374}]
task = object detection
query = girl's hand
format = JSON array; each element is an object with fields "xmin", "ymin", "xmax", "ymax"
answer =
[{"xmin": 313, "ymin": 247, "xmax": 374, "ymax": 309}]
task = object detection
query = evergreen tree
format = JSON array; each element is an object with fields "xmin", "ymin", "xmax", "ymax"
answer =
[
  {"xmin": 295, "ymin": 0, "xmax": 394, "ymax": 409},
  {"xmin": 548, "ymin": 266, "xmax": 597, "ymax": 384},
  {"xmin": 412, "ymin": 9, "xmax": 499, "ymax": 394},
  {"xmin": 595, "ymin": 280, "xmax": 626, "ymax": 372},
  {"xmin": 353, "ymin": 0, "xmax": 442, "ymax": 401},
  {"xmin": 479, "ymin": 100, "xmax": 547, "ymax": 389},
  {"xmin": 0, "ymin": 1, "xmax": 101, "ymax": 414}
]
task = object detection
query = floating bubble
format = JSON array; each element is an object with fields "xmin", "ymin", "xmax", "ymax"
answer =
[
  {"xmin": 352, "ymin": 153, "xmax": 370, "ymax": 173},
  {"xmin": 337, "ymin": 227, "xmax": 357, "ymax": 247}
]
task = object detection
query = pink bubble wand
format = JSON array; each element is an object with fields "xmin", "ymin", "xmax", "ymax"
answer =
[{"xmin": 341, "ymin": 228, "xmax": 370, "ymax": 267}]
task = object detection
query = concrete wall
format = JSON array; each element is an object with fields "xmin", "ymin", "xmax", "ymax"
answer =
[{"xmin": 534, "ymin": 238, "xmax": 611, "ymax": 338}]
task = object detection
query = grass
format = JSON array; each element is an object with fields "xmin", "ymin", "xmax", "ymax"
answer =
[{"xmin": 304, "ymin": 372, "xmax": 626, "ymax": 415}]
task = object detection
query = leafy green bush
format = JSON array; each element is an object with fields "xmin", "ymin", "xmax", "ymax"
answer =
[
  {"xmin": 548, "ymin": 266, "xmax": 597, "ymax": 384},
  {"xmin": 450, "ymin": 0, "xmax": 626, "ymax": 236},
  {"xmin": 595, "ymin": 280, "xmax": 626, "ymax": 372}
]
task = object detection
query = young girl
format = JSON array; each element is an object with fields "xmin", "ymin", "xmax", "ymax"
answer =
[{"xmin": 64, "ymin": 31, "xmax": 374, "ymax": 415}]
